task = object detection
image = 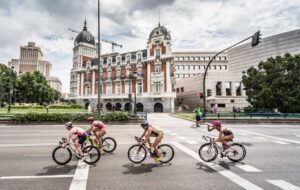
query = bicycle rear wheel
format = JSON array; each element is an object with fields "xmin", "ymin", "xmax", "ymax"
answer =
[
  {"xmin": 128, "ymin": 145, "xmax": 147, "ymax": 163},
  {"xmin": 52, "ymin": 146, "xmax": 72, "ymax": 165},
  {"xmin": 158, "ymin": 144, "xmax": 174, "ymax": 163},
  {"xmin": 199, "ymin": 143, "xmax": 218, "ymax": 162},
  {"xmin": 82, "ymin": 145, "xmax": 101, "ymax": 165},
  {"xmin": 226, "ymin": 143, "xmax": 246, "ymax": 162},
  {"xmin": 102, "ymin": 137, "xmax": 117, "ymax": 153}
]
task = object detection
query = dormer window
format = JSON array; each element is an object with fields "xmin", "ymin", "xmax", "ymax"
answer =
[
  {"xmin": 155, "ymin": 49, "xmax": 160, "ymax": 60},
  {"xmin": 137, "ymin": 53, "xmax": 141, "ymax": 61},
  {"xmin": 126, "ymin": 55, "xmax": 130, "ymax": 63},
  {"xmin": 156, "ymin": 31, "xmax": 159, "ymax": 35},
  {"xmin": 155, "ymin": 65, "xmax": 161, "ymax": 73}
]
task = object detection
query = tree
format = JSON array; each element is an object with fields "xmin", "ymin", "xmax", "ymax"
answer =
[
  {"xmin": 0, "ymin": 64, "xmax": 17, "ymax": 107},
  {"xmin": 16, "ymin": 71, "xmax": 60, "ymax": 103},
  {"xmin": 242, "ymin": 53, "xmax": 300, "ymax": 112}
]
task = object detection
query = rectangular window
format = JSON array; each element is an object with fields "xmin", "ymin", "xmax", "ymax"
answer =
[
  {"xmin": 117, "ymin": 70, "xmax": 121, "ymax": 78},
  {"xmin": 176, "ymin": 88, "xmax": 179, "ymax": 93},
  {"xmin": 137, "ymin": 68, "xmax": 142, "ymax": 76},
  {"xmin": 155, "ymin": 65, "xmax": 161, "ymax": 73},
  {"xmin": 126, "ymin": 55, "xmax": 130, "ymax": 63},
  {"xmin": 107, "ymin": 85, "xmax": 112, "ymax": 95},
  {"xmin": 107, "ymin": 72, "xmax": 111, "ymax": 79},
  {"xmin": 137, "ymin": 53, "xmax": 141, "ymax": 61},
  {"xmin": 225, "ymin": 82, "xmax": 232, "ymax": 96},
  {"xmin": 156, "ymin": 49, "xmax": 160, "ymax": 59},
  {"xmin": 218, "ymin": 104, "xmax": 226, "ymax": 108},
  {"xmin": 137, "ymin": 82, "xmax": 142, "ymax": 94},
  {"xmin": 216, "ymin": 82, "xmax": 222, "ymax": 96},
  {"xmin": 125, "ymin": 83, "xmax": 131, "ymax": 94},
  {"xmin": 126, "ymin": 69, "xmax": 131, "ymax": 76},
  {"xmin": 223, "ymin": 65, "xmax": 227, "ymax": 70},
  {"xmin": 180, "ymin": 65, "xmax": 184, "ymax": 70},
  {"xmin": 117, "ymin": 57, "xmax": 121, "ymax": 64},
  {"xmin": 235, "ymin": 82, "xmax": 242, "ymax": 96},
  {"xmin": 181, "ymin": 87, "xmax": 184, "ymax": 92},
  {"xmin": 154, "ymin": 81, "xmax": 161, "ymax": 93},
  {"xmin": 116, "ymin": 83, "xmax": 121, "ymax": 94}
]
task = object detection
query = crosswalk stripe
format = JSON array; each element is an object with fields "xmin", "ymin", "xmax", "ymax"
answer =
[
  {"xmin": 236, "ymin": 164, "xmax": 262, "ymax": 172},
  {"xmin": 186, "ymin": 141, "xmax": 198, "ymax": 145},
  {"xmin": 272, "ymin": 141, "xmax": 289, "ymax": 145},
  {"xmin": 267, "ymin": 180, "xmax": 300, "ymax": 190},
  {"xmin": 255, "ymin": 137, "xmax": 267, "ymax": 140},
  {"xmin": 177, "ymin": 136, "xmax": 187, "ymax": 140},
  {"xmin": 169, "ymin": 132, "xmax": 178, "ymax": 136},
  {"xmin": 0, "ymin": 175, "xmax": 74, "ymax": 179},
  {"xmin": 69, "ymin": 160, "xmax": 89, "ymax": 190},
  {"xmin": 172, "ymin": 142, "xmax": 263, "ymax": 190}
]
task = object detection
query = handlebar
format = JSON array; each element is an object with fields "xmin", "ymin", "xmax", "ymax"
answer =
[{"xmin": 202, "ymin": 135, "xmax": 215, "ymax": 143}]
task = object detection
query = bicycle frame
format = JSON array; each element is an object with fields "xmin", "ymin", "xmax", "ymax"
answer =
[
  {"xmin": 202, "ymin": 136, "xmax": 224, "ymax": 153},
  {"xmin": 134, "ymin": 136, "xmax": 156, "ymax": 157}
]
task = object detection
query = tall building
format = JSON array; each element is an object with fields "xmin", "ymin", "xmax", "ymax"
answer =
[
  {"xmin": 69, "ymin": 21, "xmax": 176, "ymax": 112},
  {"xmin": 8, "ymin": 42, "xmax": 62, "ymax": 92}
]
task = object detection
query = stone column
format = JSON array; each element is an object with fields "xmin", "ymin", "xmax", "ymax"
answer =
[
  {"xmin": 81, "ymin": 72, "xmax": 84, "ymax": 96},
  {"xmin": 92, "ymin": 70, "xmax": 95, "ymax": 95},
  {"xmin": 147, "ymin": 63, "xmax": 151, "ymax": 93},
  {"xmin": 166, "ymin": 61, "xmax": 171, "ymax": 92},
  {"xmin": 76, "ymin": 73, "xmax": 80, "ymax": 96}
]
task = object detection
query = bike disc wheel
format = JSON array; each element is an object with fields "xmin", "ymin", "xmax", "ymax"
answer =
[
  {"xmin": 227, "ymin": 143, "xmax": 246, "ymax": 162},
  {"xmin": 199, "ymin": 143, "xmax": 218, "ymax": 162},
  {"xmin": 52, "ymin": 146, "xmax": 72, "ymax": 165},
  {"xmin": 158, "ymin": 144, "xmax": 175, "ymax": 163},
  {"xmin": 128, "ymin": 145, "xmax": 147, "ymax": 163},
  {"xmin": 82, "ymin": 145, "xmax": 101, "ymax": 165},
  {"xmin": 102, "ymin": 137, "xmax": 117, "ymax": 153}
]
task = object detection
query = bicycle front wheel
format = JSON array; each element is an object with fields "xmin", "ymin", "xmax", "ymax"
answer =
[
  {"xmin": 52, "ymin": 146, "xmax": 72, "ymax": 165},
  {"xmin": 102, "ymin": 137, "xmax": 117, "ymax": 153},
  {"xmin": 128, "ymin": 145, "xmax": 147, "ymax": 163},
  {"xmin": 82, "ymin": 145, "xmax": 101, "ymax": 165},
  {"xmin": 158, "ymin": 144, "xmax": 174, "ymax": 163},
  {"xmin": 227, "ymin": 143, "xmax": 246, "ymax": 162},
  {"xmin": 199, "ymin": 143, "xmax": 218, "ymax": 162}
]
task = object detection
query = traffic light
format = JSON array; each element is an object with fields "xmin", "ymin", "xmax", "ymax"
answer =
[
  {"xmin": 199, "ymin": 93, "xmax": 204, "ymax": 99},
  {"xmin": 207, "ymin": 89, "xmax": 212, "ymax": 97},
  {"xmin": 251, "ymin": 30, "xmax": 262, "ymax": 47}
]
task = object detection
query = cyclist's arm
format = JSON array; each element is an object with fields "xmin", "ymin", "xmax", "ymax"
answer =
[
  {"xmin": 144, "ymin": 128, "xmax": 152, "ymax": 143},
  {"xmin": 207, "ymin": 124, "xmax": 214, "ymax": 132},
  {"xmin": 140, "ymin": 129, "xmax": 147, "ymax": 139},
  {"xmin": 85, "ymin": 124, "xmax": 94, "ymax": 133}
]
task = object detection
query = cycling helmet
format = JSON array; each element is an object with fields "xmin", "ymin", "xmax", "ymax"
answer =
[
  {"xmin": 87, "ymin": 117, "xmax": 94, "ymax": 122},
  {"xmin": 65, "ymin": 121, "xmax": 73, "ymax": 129},
  {"xmin": 141, "ymin": 121, "xmax": 149, "ymax": 129},
  {"xmin": 212, "ymin": 120, "xmax": 221, "ymax": 128}
]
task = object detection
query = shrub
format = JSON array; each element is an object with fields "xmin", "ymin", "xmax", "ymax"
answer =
[{"xmin": 48, "ymin": 104, "xmax": 83, "ymax": 109}]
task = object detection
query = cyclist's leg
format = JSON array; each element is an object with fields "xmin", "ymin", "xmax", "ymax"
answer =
[
  {"xmin": 96, "ymin": 128, "xmax": 106, "ymax": 148},
  {"xmin": 92, "ymin": 127, "xmax": 100, "ymax": 144},
  {"xmin": 195, "ymin": 115, "xmax": 200, "ymax": 127},
  {"xmin": 153, "ymin": 134, "xmax": 163, "ymax": 157},
  {"xmin": 77, "ymin": 135, "xmax": 87, "ymax": 157},
  {"xmin": 220, "ymin": 134, "xmax": 234, "ymax": 149}
]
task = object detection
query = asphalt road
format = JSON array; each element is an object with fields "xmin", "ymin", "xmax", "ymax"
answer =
[{"xmin": 0, "ymin": 113, "xmax": 300, "ymax": 190}]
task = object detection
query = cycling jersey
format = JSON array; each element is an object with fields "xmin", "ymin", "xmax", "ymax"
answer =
[
  {"xmin": 93, "ymin": 121, "xmax": 106, "ymax": 129},
  {"xmin": 150, "ymin": 126, "xmax": 163, "ymax": 137},
  {"xmin": 223, "ymin": 130, "xmax": 233, "ymax": 136},
  {"xmin": 70, "ymin": 127, "xmax": 85, "ymax": 137}
]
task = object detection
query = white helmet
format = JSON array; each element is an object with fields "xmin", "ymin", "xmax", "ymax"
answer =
[{"xmin": 65, "ymin": 122, "xmax": 73, "ymax": 129}]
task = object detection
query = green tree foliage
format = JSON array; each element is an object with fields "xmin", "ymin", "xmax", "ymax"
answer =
[
  {"xmin": 16, "ymin": 71, "xmax": 60, "ymax": 103},
  {"xmin": 242, "ymin": 53, "xmax": 300, "ymax": 112},
  {"xmin": 0, "ymin": 64, "xmax": 17, "ymax": 106}
]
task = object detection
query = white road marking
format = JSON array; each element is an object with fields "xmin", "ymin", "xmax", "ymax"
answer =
[
  {"xmin": 254, "ymin": 137, "xmax": 267, "ymax": 140},
  {"xmin": 69, "ymin": 160, "xmax": 89, "ymax": 190},
  {"xmin": 172, "ymin": 142, "xmax": 263, "ymax": 190},
  {"xmin": 186, "ymin": 141, "xmax": 198, "ymax": 145},
  {"xmin": 272, "ymin": 141, "xmax": 289, "ymax": 145},
  {"xmin": 239, "ymin": 133, "xmax": 250, "ymax": 136},
  {"xmin": 267, "ymin": 180, "xmax": 300, "ymax": 190},
  {"xmin": 234, "ymin": 129, "xmax": 300, "ymax": 144},
  {"xmin": 0, "ymin": 175, "xmax": 74, "ymax": 179},
  {"xmin": 0, "ymin": 143, "xmax": 57, "ymax": 148},
  {"xmin": 177, "ymin": 136, "xmax": 187, "ymax": 140},
  {"xmin": 295, "ymin": 135, "xmax": 300, "ymax": 138},
  {"xmin": 0, "ymin": 134, "xmax": 61, "ymax": 137},
  {"xmin": 23, "ymin": 155, "xmax": 49, "ymax": 157},
  {"xmin": 236, "ymin": 164, "xmax": 262, "ymax": 172},
  {"xmin": 169, "ymin": 132, "xmax": 178, "ymax": 136}
]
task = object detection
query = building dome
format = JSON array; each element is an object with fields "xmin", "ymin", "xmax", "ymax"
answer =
[
  {"xmin": 74, "ymin": 20, "xmax": 95, "ymax": 46},
  {"xmin": 149, "ymin": 23, "xmax": 169, "ymax": 40}
]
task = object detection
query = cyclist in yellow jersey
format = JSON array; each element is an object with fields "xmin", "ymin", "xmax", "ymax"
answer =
[{"xmin": 140, "ymin": 121, "xmax": 164, "ymax": 162}]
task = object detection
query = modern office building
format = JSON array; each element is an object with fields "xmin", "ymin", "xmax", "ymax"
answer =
[
  {"xmin": 8, "ymin": 42, "xmax": 62, "ymax": 92},
  {"xmin": 69, "ymin": 21, "xmax": 176, "ymax": 112}
]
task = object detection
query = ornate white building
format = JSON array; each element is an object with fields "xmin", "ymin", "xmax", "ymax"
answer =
[{"xmin": 69, "ymin": 21, "xmax": 176, "ymax": 112}]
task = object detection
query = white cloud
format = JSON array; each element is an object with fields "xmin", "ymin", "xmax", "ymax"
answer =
[{"xmin": 0, "ymin": 0, "xmax": 300, "ymax": 92}]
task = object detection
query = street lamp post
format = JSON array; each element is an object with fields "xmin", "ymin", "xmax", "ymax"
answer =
[
  {"xmin": 97, "ymin": 0, "xmax": 102, "ymax": 118},
  {"xmin": 202, "ymin": 31, "xmax": 261, "ymax": 116}
]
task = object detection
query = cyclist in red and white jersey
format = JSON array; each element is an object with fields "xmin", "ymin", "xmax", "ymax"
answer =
[
  {"xmin": 86, "ymin": 117, "xmax": 107, "ymax": 148},
  {"xmin": 61, "ymin": 122, "xmax": 87, "ymax": 159}
]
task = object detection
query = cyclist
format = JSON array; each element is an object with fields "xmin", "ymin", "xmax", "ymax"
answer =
[
  {"xmin": 139, "ymin": 121, "xmax": 164, "ymax": 162},
  {"xmin": 207, "ymin": 120, "xmax": 234, "ymax": 156},
  {"xmin": 61, "ymin": 122, "xmax": 87, "ymax": 159},
  {"xmin": 193, "ymin": 105, "xmax": 203, "ymax": 127},
  {"xmin": 86, "ymin": 117, "xmax": 107, "ymax": 148}
]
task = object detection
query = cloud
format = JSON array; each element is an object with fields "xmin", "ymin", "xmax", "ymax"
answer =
[{"xmin": 0, "ymin": 0, "xmax": 300, "ymax": 92}]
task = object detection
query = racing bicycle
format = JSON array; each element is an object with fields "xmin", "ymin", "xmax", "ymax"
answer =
[
  {"xmin": 199, "ymin": 135, "xmax": 246, "ymax": 162},
  {"xmin": 128, "ymin": 136, "xmax": 174, "ymax": 163},
  {"xmin": 84, "ymin": 132, "xmax": 117, "ymax": 153},
  {"xmin": 52, "ymin": 137, "xmax": 101, "ymax": 165}
]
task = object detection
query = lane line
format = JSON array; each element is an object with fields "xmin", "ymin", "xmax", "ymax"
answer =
[
  {"xmin": 23, "ymin": 155, "xmax": 49, "ymax": 157},
  {"xmin": 239, "ymin": 133, "xmax": 250, "ymax": 136},
  {"xmin": 172, "ymin": 142, "xmax": 263, "ymax": 190},
  {"xmin": 0, "ymin": 143, "xmax": 57, "ymax": 148},
  {"xmin": 272, "ymin": 141, "xmax": 289, "ymax": 145},
  {"xmin": 234, "ymin": 129, "xmax": 300, "ymax": 144},
  {"xmin": 177, "ymin": 136, "xmax": 187, "ymax": 140},
  {"xmin": 186, "ymin": 141, "xmax": 198, "ymax": 145},
  {"xmin": 267, "ymin": 180, "xmax": 300, "ymax": 190},
  {"xmin": 236, "ymin": 164, "xmax": 262, "ymax": 172},
  {"xmin": 69, "ymin": 160, "xmax": 89, "ymax": 190},
  {"xmin": 169, "ymin": 132, "xmax": 178, "ymax": 136},
  {"xmin": 0, "ymin": 175, "xmax": 74, "ymax": 179},
  {"xmin": 254, "ymin": 137, "xmax": 267, "ymax": 140}
]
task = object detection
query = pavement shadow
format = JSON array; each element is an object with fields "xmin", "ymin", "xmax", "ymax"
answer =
[
  {"xmin": 36, "ymin": 165, "xmax": 77, "ymax": 176},
  {"xmin": 196, "ymin": 163, "xmax": 216, "ymax": 173},
  {"xmin": 239, "ymin": 142, "xmax": 253, "ymax": 147},
  {"xmin": 122, "ymin": 163, "xmax": 171, "ymax": 175},
  {"xmin": 217, "ymin": 160, "xmax": 244, "ymax": 170}
]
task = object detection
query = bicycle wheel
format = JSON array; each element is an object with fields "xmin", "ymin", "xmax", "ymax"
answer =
[
  {"xmin": 52, "ymin": 146, "xmax": 72, "ymax": 165},
  {"xmin": 128, "ymin": 145, "xmax": 147, "ymax": 163},
  {"xmin": 158, "ymin": 144, "xmax": 174, "ymax": 163},
  {"xmin": 199, "ymin": 143, "xmax": 218, "ymax": 162},
  {"xmin": 102, "ymin": 137, "xmax": 117, "ymax": 153},
  {"xmin": 227, "ymin": 143, "xmax": 246, "ymax": 162},
  {"xmin": 82, "ymin": 145, "xmax": 101, "ymax": 165}
]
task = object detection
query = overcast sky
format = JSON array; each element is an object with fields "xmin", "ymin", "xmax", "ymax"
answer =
[{"xmin": 0, "ymin": 0, "xmax": 300, "ymax": 93}]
